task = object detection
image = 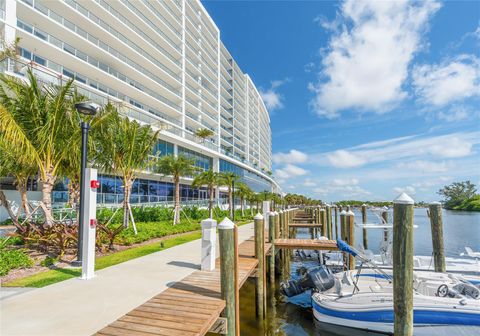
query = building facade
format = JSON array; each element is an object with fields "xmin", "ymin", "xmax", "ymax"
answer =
[{"xmin": 0, "ymin": 0, "xmax": 279, "ymax": 205}]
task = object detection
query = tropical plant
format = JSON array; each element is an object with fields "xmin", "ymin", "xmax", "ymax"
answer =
[
  {"xmin": 0, "ymin": 37, "xmax": 20, "ymax": 62},
  {"xmin": 192, "ymin": 169, "xmax": 219, "ymax": 218},
  {"xmin": 194, "ymin": 128, "xmax": 214, "ymax": 143},
  {"xmin": 0, "ymin": 69, "xmax": 78, "ymax": 223},
  {"xmin": 156, "ymin": 154, "xmax": 197, "ymax": 224},
  {"xmin": 0, "ymin": 134, "xmax": 37, "ymax": 223},
  {"xmin": 235, "ymin": 182, "xmax": 252, "ymax": 217},
  {"xmin": 218, "ymin": 172, "xmax": 240, "ymax": 218},
  {"xmin": 93, "ymin": 104, "xmax": 159, "ymax": 228}
]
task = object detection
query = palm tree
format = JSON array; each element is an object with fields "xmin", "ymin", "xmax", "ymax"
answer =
[
  {"xmin": 156, "ymin": 154, "xmax": 197, "ymax": 224},
  {"xmin": 192, "ymin": 169, "xmax": 219, "ymax": 218},
  {"xmin": 218, "ymin": 172, "xmax": 239, "ymax": 218},
  {"xmin": 0, "ymin": 69, "xmax": 77, "ymax": 222},
  {"xmin": 194, "ymin": 128, "xmax": 214, "ymax": 144},
  {"xmin": 235, "ymin": 182, "xmax": 252, "ymax": 217},
  {"xmin": 0, "ymin": 133, "xmax": 37, "ymax": 223},
  {"xmin": 93, "ymin": 104, "xmax": 159, "ymax": 228}
]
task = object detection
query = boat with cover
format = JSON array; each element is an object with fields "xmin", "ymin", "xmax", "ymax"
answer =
[{"xmin": 281, "ymin": 240, "xmax": 480, "ymax": 335}]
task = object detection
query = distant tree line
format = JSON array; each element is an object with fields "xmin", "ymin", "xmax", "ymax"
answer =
[{"xmin": 438, "ymin": 181, "xmax": 479, "ymax": 211}]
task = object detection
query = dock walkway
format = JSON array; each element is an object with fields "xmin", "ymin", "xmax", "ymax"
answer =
[{"xmin": 96, "ymin": 237, "xmax": 271, "ymax": 336}]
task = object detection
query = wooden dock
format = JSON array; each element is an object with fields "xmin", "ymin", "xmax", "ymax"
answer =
[
  {"xmin": 288, "ymin": 223, "xmax": 322, "ymax": 228},
  {"xmin": 96, "ymin": 238, "xmax": 271, "ymax": 336},
  {"xmin": 274, "ymin": 238, "xmax": 338, "ymax": 250}
]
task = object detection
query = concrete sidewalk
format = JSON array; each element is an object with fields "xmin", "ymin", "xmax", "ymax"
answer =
[{"xmin": 0, "ymin": 223, "xmax": 255, "ymax": 336}]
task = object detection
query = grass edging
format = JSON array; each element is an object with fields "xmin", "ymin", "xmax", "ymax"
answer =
[{"xmin": 3, "ymin": 231, "xmax": 202, "ymax": 288}]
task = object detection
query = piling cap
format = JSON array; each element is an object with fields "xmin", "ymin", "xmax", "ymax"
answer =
[
  {"xmin": 279, "ymin": 210, "xmax": 284, "ymax": 214},
  {"xmin": 326, "ymin": 204, "xmax": 331, "ymax": 208},
  {"xmin": 340, "ymin": 210, "xmax": 347, "ymax": 215},
  {"xmin": 362, "ymin": 203, "xmax": 367, "ymax": 207},
  {"xmin": 394, "ymin": 192, "xmax": 414, "ymax": 205},
  {"xmin": 254, "ymin": 213, "xmax": 264, "ymax": 220},
  {"xmin": 218, "ymin": 217, "xmax": 235, "ymax": 230},
  {"xmin": 347, "ymin": 210, "xmax": 355, "ymax": 216},
  {"xmin": 269, "ymin": 211, "xmax": 276, "ymax": 216},
  {"xmin": 430, "ymin": 201, "xmax": 442, "ymax": 206}
]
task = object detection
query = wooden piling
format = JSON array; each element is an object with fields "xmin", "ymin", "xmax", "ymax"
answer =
[
  {"xmin": 320, "ymin": 208, "xmax": 327, "ymax": 237},
  {"xmin": 347, "ymin": 211, "xmax": 355, "ymax": 270},
  {"xmin": 340, "ymin": 210, "xmax": 347, "ymax": 270},
  {"xmin": 326, "ymin": 205, "xmax": 332, "ymax": 239},
  {"xmin": 334, "ymin": 206, "xmax": 338, "ymax": 239},
  {"xmin": 269, "ymin": 212, "xmax": 276, "ymax": 285},
  {"xmin": 393, "ymin": 193, "xmax": 414, "ymax": 336},
  {"xmin": 233, "ymin": 224, "xmax": 240, "ymax": 336},
  {"xmin": 254, "ymin": 213, "xmax": 265, "ymax": 318},
  {"xmin": 219, "ymin": 218, "xmax": 236, "ymax": 336},
  {"xmin": 429, "ymin": 202, "xmax": 446, "ymax": 272},
  {"xmin": 361, "ymin": 204, "xmax": 368, "ymax": 249},
  {"xmin": 382, "ymin": 210, "xmax": 389, "ymax": 242}
]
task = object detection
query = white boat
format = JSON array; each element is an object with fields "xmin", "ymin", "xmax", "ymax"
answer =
[
  {"xmin": 282, "ymin": 240, "xmax": 480, "ymax": 335},
  {"xmin": 312, "ymin": 269, "xmax": 480, "ymax": 335}
]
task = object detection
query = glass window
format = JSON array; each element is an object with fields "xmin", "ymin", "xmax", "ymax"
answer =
[
  {"xmin": 34, "ymin": 28, "xmax": 47, "ymax": 40},
  {"xmin": 33, "ymin": 55, "xmax": 46, "ymax": 66},
  {"xmin": 63, "ymin": 43, "xmax": 75, "ymax": 55}
]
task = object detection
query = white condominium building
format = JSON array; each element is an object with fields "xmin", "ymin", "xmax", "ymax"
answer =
[{"xmin": 0, "ymin": 0, "xmax": 278, "ymax": 205}]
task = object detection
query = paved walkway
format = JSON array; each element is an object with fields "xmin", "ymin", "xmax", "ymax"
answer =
[{"xmin": 0, "ymin": 223, "xmax": 255, "ymax": 336}]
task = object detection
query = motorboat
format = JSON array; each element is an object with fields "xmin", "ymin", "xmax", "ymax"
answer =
[{"xmin": 281, "ymin": 240, "xmax": 480, "ymax": 335}]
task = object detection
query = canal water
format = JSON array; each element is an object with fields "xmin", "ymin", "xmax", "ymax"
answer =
[{"xmin": 237, "ymin": 209, "xmax": 480, "ymax": 335}]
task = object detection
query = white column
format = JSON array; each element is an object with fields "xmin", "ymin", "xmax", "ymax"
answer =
[
  {"xmin": 201, "ymin": 218, "xmax": 217, "ymax": 271},
  {"xmin": 81, "ymin": 168, "xmax": 97, "ymax": 280},
  {"xmin": 262, "ymin": 200, "xmax": 270, "ymax": 230},
  {"xmin": 4, "ymin": 0, "xmax": 17, "ymax": 45}
]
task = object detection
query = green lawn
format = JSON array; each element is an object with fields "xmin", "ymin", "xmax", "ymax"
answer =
[{"xmin": 3, "ymin": 231, "xmax": 202, "ymax": 288}]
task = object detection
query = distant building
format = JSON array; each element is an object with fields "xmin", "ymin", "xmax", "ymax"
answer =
[{"xmin": 0, "ymin": 0, "xmax": 279, "ymax": 206}]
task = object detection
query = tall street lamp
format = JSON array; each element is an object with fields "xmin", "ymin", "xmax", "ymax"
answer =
[{"xmin": 73, "ymin": 102, "xmax": 100, "ymax": 266}]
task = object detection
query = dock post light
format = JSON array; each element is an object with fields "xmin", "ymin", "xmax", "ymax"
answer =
[{"xmin": 73, "ymin": 102, "xmax": 100, "ymax": 266}]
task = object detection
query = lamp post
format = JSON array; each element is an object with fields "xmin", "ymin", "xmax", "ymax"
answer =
[{"xmin": 72, "ymin": 102, "xmax": 100, "ymax": 266}]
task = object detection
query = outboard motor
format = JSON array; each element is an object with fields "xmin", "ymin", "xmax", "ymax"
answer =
[{"xmin": 280, "ymin": 266, "xmax": 335, "ymax": 297}]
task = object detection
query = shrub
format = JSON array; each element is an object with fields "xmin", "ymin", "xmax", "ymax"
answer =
[
  {"xmin": 0, "ymin": 248, "xmax": 33, "ymax": 276},
  {"xmin": 40, "ymin": 255, "xmax": 59, "ymax": 267}
]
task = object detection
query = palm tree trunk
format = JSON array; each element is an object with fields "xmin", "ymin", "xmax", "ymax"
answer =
[
  {"xmin": 123, "ymin": 178, "xmax": 132, "ymax": 228},
  {"xmin": 67, "ymin": 180, "xmax": 80, "ymax": 209},
  {"xmin": 228, "ymin": 186, "xmax": 233, "ymax": 218},
  {"xmin": 241, "ymin": 196, "xmax": 244, "ymax": 217},
  {"xmin": 0, "ymin": 191, "xmax": 19, "ymax": 227},
  {"xmin": 209, "ymin": 186, "xmax": 214, "ymax": 219},
  {"xmin": 174, "ymin": 175, "xmax": 180, "ymax": 224},
  {"xmin": 14, "ymin": 175, "xmax": 31, "ymax": 220},
  {"xmin": 41, "ymin": 166, "xmax": 55, "ymax": 225},
  {"xmin": 250, "ymin": 200, "xmax": 253, "ymax": 216}
]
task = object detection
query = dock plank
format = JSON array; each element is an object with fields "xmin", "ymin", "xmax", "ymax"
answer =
[{"xmin": 96, "ymin": 235, "xmax": 266, "ymax": 336}]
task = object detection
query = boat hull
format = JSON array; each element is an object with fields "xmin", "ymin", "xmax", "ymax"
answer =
[{"xmin": 312, "ymin": 293, "xmax": 480, "ymax": 336}]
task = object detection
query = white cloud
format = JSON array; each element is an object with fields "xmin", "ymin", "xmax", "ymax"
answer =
[
  {"xmin": 314, "ymin": 132, "xmax": 479, "ymax": 168},
  {"xmin": 310, "ymin": 0, "xmax": 440, "ymax": 118},
  {"xmin": 397, "ymin": 160, "xmax": 450, "ymax": 173},
  {"xmin": 412, "ymin": 55, "xmax": 480, "ymax": 106},
  {"xmin": 273, "ymin": 149, "xmax": 308, "ymax": 164},
  {"xmin": 326, "ymin": 150, "xmax": 366, "ymax": 168},
  {"xmin": 393, "ymin": 186, "xmax": 416, "ymax": 195},
  {"xmin": 314, "ymin": 184, "xmax": 371, "ymax": 198},
  {"xmin": 275, "ymin": 164, "xmax": 308, "ymax": 179},
  {"xmin": 259, "ymin": 78, "xmax": 290, "ymax": 112},
  {"xmin": 332, "ymin": 178, "xmax": 359, "ymax": 186},
  {"xmin": 438, "ymin": 106, "xmax": 470, "ymax": 122},
  {"xmin": 303, "ymin": 178, "xmax": 317, "ymax": 187},
  {"xmin": 428, "ymin": 137, "xmax": 473, "ymax": 158}
]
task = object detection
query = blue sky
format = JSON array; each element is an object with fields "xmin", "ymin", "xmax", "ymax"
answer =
[{"xmin": 203, "ymin": 0, "xmax": 480, "ymax": 202}]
